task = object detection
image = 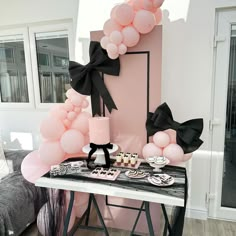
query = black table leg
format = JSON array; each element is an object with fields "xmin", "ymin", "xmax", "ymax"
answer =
[
  {"xmin": 130, "ymin": 201, "xmax": 145, "ymax": 236},
  {"xmin": 85, "ymin": 193, "xmax": 92, "ymax": 226},
  {"xmin": 161, "ymin": 204, "xmax": 172, "ymax": 235},
  {"xmin": 144, "ymin": 202, "xmax": 155, "ymax": 236},
  {"xmin": 163, "ymin": 221, "xmax": 168, "ymax": 236},
  {"xmin": 63, "ymin": 191, "xmax": 75, "ymax": 236},
  {"xmin": 91, "ymin": 194, "xmax": 109, "ymax": 236}
]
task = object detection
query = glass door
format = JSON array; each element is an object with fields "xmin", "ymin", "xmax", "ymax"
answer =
[
  {"xmin": 221, "ymin": 28, "xmax": 236, "ymax": 209},
  {"xmin": 209, "ymin": 10, "xmax": 236, "ymax": 220}
]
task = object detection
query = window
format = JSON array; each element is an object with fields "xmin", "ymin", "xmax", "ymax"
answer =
[
  {"xmin": 0, "ymin": 23, "xmax": 73, "ymax": 109},
  {"xmin": 0, "ymin": 29, "xmax": 33, "ymax": 109},
  {"xmin": 35, "ymin": 31, "xmax": 70, "ymax": 103}
]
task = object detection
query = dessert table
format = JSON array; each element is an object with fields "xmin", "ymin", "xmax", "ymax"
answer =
[{"xmin": 35, "ymin": 160, "xmax": 187, "ymax": 236}]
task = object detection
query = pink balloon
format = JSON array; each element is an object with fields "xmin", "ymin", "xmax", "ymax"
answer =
[
  {"xmin": 81, "ymin": 99, "xmax": 89, "ymax": 109},
  {"xmin": 153, "ymin": 0, "xmax": 165, "ymax": 8},
  {"xmin": 126, "ymin": 0, "xmax": 135, "ymax": 5},
  {"xmin": 118, "ymin": 43, "xmax": 127, "ymax": 55},
  {"xmin": 163, "ymin": 129, "xmax": 176, "ymax": 143},
  {"xmin": 39, "ymin": 141, "xmax": 65, "ymax": 165},
  {"xmin": 74, "ymin": 107, "xmax": 81, "ymax": 113},
  {"xmin": 40, "ymin": 117, "xmax": 65, "ymax": 141},
  {"xmin": 60, "ymin": 129, "xmax": 85, "ymax": 154},
  {"xmin": 133, "ymin": 0, "xmax": 143, "ymax": 11},
  {"xmin": 110, "ymin": 30, "xmax": 123, "ymax": 45},
  {"xmin": 101, "ymin": 36, "xmax": 110, "ymax": 49},
  {"xmin": 21, "ymin": 150, "xmax": 50, "ymax": 183},
  {"xmin": 133, "ymin": 10, "xmax": 156, "ymax": 34},
  {"xmin": 71, "ymin": 112, "xmax": 91, "ymax": 134},
  {"xmin": 37, "ymin": 202, "xmax": 76, "ymax": 235},
  {"xmin": 114, "ymin": 4, "xmax": 135, "ymax": 26},
  {"xmin": 163, "ymin": 144, "xmax": 184, "ymax": 164},
  {"xmin": 143, "ymin": 0, "xmax": 154, "ymax": 11},
  {"xmin": 103, "ymin": 19, "xmax": 123, "ymax": 36},
  {"xmin": 63, "ymin": 119, "xmax": 71, "ymax": 128},
  {"xmin": 153, "ymin": 131, "xmax": 170, "ymax": 148},
  {"xmin": 108, "ymin": 51, "xmax": 119, "ymax": 60},
  {"xmin": 65, "ymin": 88, "xmax": 77, "ymax": 99},
  {"xmin": 65, "ymin": 99, "xmax": 74, "ymax": 108},
  {"xmin": 154, "ymin": 8, "xmax": 162, "ymax": 24},
  {"xmin": 142, "ymin": 142, "xmax": 163, "ymax": 158},
  {"xmin": 63, "ymin": 102, "xmax": 74, "ymax": 112},
  {"xmin": 50, "ymin": 106, "xmax": 67, "ymax": 120},
  {"xmin": 122, "ymin": 26, "xmax": 140, "ymax": 47},
  {"xmin": 110, "ymin": 5, "xmax": 119, "ymax": 19},
  {"xmin": 70, "ymin": 94, "xmax": 83, "ymax": 107},
  {"xmin": 107, "ymin": 43, "xmax": 118, "ymax": 55},
  {"xmin": 182, "ymin": 153, "xmax": 193, "ymax": 162},
  {"xmin": 67, "ymin": 111, "xmax": 77, "ymax": 121}
]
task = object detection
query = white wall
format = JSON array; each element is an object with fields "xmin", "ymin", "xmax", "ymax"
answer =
[
  {"xmin": 161, "ymin": 0, "xmax": 215, "ymax": 218},
  {"xmin": 0, "ymin": 0, "xmax": 79, "ymax": 27},
  {"xmin": 1, "ymin": 0, "xmax": 235, "ymax": 220}
]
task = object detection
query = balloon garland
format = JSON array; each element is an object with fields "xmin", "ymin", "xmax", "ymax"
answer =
[
  {"xmin": 38, "ymin": 88, "xmax": 91, "ymax": 166},
  {"xmin": 101, "ymin": 0, "xmax": 164, "ymax": 59},
  {"xmin": 21, "ymin": 88, "xmax": 91, "ymax": 183}
]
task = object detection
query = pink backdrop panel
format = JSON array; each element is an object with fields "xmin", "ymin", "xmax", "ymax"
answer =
[
  {"xmin": 91, "ymin": 26, "xmax": 162, "ymax": 156},
  {"xmin": 91, "ymin": 26, "xmax": 162, "ymax": 233}
]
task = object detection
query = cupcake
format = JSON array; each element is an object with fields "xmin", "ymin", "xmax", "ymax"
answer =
[
  {"xmin": 116, "ymin": 154, "xmax": 122, "ymax": 165},
  {"xmin": 130, "ymin": 156, "xmax": 136, "ymax": 167},
  {"xmin": 123, "ymin": 155, "xmax": 129, "ymax": 166}
]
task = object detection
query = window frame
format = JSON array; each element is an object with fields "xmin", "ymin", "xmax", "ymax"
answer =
[
  {"xmin": 0, "ymin": 28, "xmax": 35, "ymax": 109},
  {"xmin": 29, "ymin": 22, "xmax": 74, "ymax": 109}
]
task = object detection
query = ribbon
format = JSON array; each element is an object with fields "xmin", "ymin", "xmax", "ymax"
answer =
[
  {"xmin": 69, "ymin": 41, "xmax": 120, "ymax": 116},
  {"xmin": 86, "ymin": 143, "xmax": 113, "ymax": 169},
  {"xmin": 146, "ymin": 103, "xmax": 203, "ymax": 153}
]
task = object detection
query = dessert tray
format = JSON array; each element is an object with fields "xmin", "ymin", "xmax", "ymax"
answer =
[
  {"xmin": 147, "ymin": 174, "xmax": 174, "ymax": 187},
  {"xmin": 113, "ymin": 152, "xmax": 141, "ymax": 169},
  {"xmin": 125, "ymin": 170, "xmax": 148, "ymax": 179},
  {"xmin": 89, "ymin": 167, "xmax": 120, "ymax": 181}
]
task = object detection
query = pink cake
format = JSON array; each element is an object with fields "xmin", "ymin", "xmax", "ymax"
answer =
[{"xmin": 89, "ymin": 117, "xmax": 110, "ymax": 144}]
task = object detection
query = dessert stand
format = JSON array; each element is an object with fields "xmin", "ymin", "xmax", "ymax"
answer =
[
  {"xmin": 146, "ymin": 156, "xmax": 170, "ymax": 172},
  {"xmin": 82, "ymin": 143, "xmax": 118, "ymax": 165}
]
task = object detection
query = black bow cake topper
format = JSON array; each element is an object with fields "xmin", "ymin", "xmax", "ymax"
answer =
[
  {"xmin": 146, "ymin": 102, "xmax": 204, "ymax": 153},
  {"xmin": 69, "ymin": 41, "xmax": 120, "ymax": 116},
  {"xmin": 87, "ymin": 142, "xmax": 113, "ymax": 169}
]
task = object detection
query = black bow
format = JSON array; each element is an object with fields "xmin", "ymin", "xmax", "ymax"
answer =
[
  {"xmin": 146, "ymin": 103, "xmax": 203, "ymax": 153},
  {"xmin": 87, "ymin": 143, "xmax": 113, "ymax": 169},
  {"xmin": 69, "ymin": 41, "xmax": 120, "ymax": 116}
]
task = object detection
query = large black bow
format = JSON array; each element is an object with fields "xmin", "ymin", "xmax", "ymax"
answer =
[
  {"xmin": 87, "ymin": 143, "xmax": 113, "ymax": 169},
  {"xmin": 146, "ymin": 103, "xmax": 203, "ymax": 153},
  {"xmin": 69, "ymin": 41, "xmax": 120, "ymax": 116}
]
